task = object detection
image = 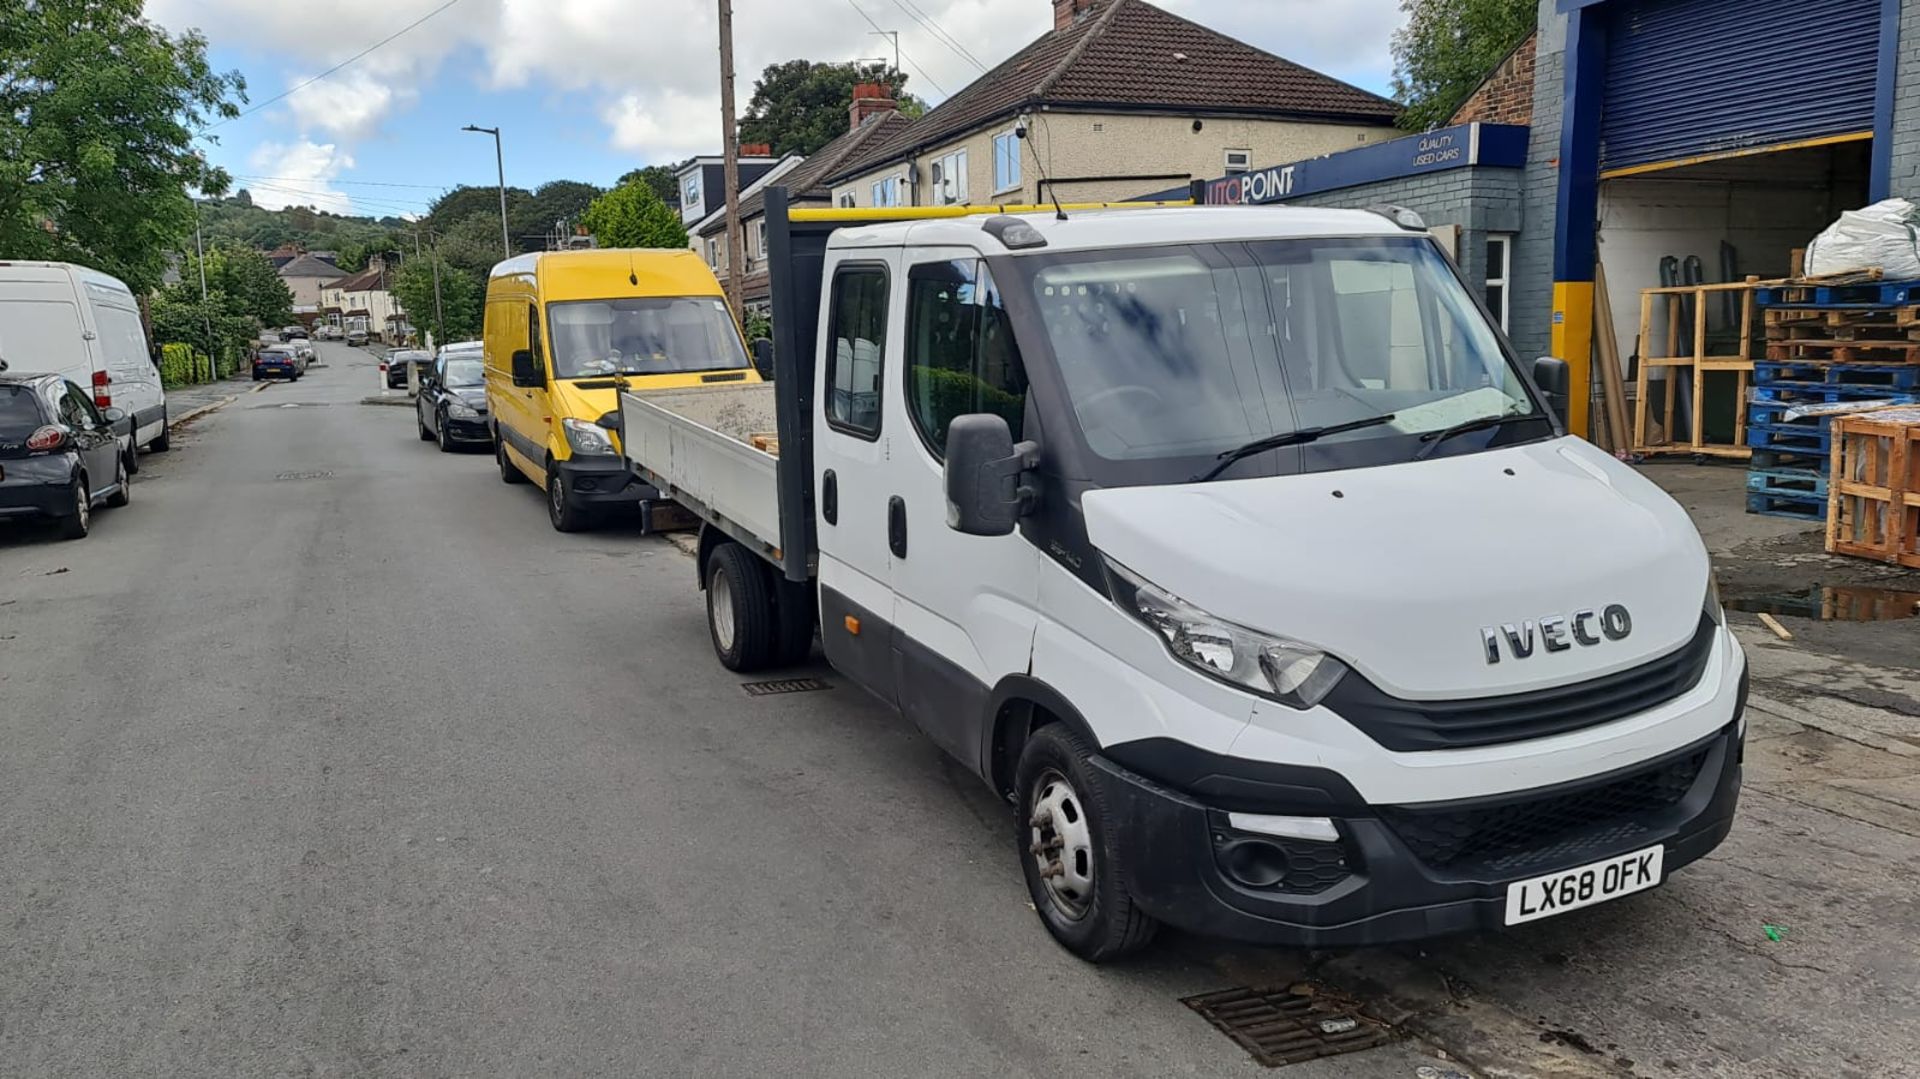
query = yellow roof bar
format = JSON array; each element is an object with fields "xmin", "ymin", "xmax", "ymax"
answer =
[{"xmin": 789, "ymin": 200, "xmax": 1194, "ymax": 223}]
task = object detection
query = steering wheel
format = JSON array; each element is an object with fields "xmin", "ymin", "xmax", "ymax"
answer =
[{"xmin": 1078, "ymin": 385, "xmax": 1167, "ymax": 425}]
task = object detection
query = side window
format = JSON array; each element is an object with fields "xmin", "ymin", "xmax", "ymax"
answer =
[
  {"xmin": 527, "ymin": 303, "xmax": 544, "ymax": 365},
  {"xmin": 61, "ymin": 383, "xmax": 99, "ymax": 427},
  {"xmin": 904, "ymin": 259, "xmax": 1027, "ymax": 457},
  {"xmin": 823, "ymin": 267, "xmax": 889, "ymax": 438}
]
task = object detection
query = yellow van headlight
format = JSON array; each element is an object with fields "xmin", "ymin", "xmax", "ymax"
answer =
[{"xmin": 561, "ymin": 417, "xmax": 617, "ymax": 457}]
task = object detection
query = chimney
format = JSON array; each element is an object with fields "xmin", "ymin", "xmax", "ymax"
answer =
[
  {"xmin": 1052, "ymin": 0, "xmax": 1098, "ymax": 30},
  {"xmin": 848, "ymin": 81, "xmax": 897, "ymax": 132},
  {"xmin": 739, "ymin": 142, "xmax": 772, "ymax": 157}
]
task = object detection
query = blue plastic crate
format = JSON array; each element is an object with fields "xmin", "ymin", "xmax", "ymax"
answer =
[{"xmin": 1745, "ymin": 467, "xmax": 1827, "ymax": 500}]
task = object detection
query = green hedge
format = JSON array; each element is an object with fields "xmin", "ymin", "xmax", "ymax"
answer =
[{"xmin": 159, "ymin": 342, "xmax": 218, "ymax": 388}]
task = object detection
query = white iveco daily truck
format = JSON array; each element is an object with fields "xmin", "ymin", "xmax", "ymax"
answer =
[{"xmin": 615, "ymin": 192, "xmax": 1746, "ymax": 961}]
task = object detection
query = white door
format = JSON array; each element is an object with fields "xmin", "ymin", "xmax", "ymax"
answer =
[
  {"xmin": 87, "ymin": 284, "xmax": 162, "ymax": 444},
  {"xmin": 881, "ymin": 250, "xmax": 1040, "ymax": 771},
  {"xmin": 814, "ymin": 254, "xmax": 901, "ymax": 704}
]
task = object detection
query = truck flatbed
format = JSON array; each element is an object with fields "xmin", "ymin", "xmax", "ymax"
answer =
[{"xmin": 620, "ymin": 382, "xmax": 788, "ymax": 564}]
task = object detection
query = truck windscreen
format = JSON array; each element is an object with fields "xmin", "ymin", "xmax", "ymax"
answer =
[
  {"xmin": 1015, "ymin": 236, "xmax": 1539, "ymax": 470},
  {"xmin": 546, "ymin": 296, "xmax": 750, "ymax": 379}
]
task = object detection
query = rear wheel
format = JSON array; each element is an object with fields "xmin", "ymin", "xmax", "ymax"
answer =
[
  {"xmin": 123, "ymin": 440, "xmax": 138, "ymax": 475},
  {"xmin": 707, "ymin": 543, "xmax": 778, "ymax": 671},
  {"xmin": 58, "ymin": 478, "xmax": 90, "ymax": 540},
  {"xmin": 150, "ymin": 415, "xmax": 170, "ymax": 452},
  {"xmin": 496, "ymin": 431, "xmax": 528, "ymax": 484},
  {"xmin": 1015, "ymin": 724, "xmax": 1158, "ymax": 962},
  {"xmin": 106, "ymin": 456, "xmax": 130, "ymax": 508}
]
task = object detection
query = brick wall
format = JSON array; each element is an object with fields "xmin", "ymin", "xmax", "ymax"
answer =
[
  {"xmin": 1450, "ymin": 32, "xmax": 1538, "ymax": 127},
  {"xmin": 1889, "ymin": 1, "xmax": 1920, "ymax": 198},
  {"xmin": 1507, "ymin": 0, "xmax": 1566, "ymax": 363}
]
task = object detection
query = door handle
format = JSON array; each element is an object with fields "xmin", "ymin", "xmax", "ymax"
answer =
[
  {"xmin": 888, "ymin": 495, "xmax": 907, "ymax": 559},
  {"xmin": 822, "ymin": 470, "xmax": 838, "ymax": 525}
]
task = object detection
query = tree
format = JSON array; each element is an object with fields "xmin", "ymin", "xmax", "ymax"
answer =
[
  {"xmin": 510, "ymin": 180, "xmax": 604, "ymax": 248},
  {"xmin": 204, "ymin": 244, "xmax": 293, "ymax": 327},
  {"xmin": 435, "ymin": 214, "xmax": 514, "ymax": 281},
  {"xmin": 391, "ymin": 255, "xmax": 481, "ymax": 346},
  {"xmin": 579, "ymin": 181, "xmax": 687, "ymax": 250},
  {"xmin": 739, "ymin": 60, "xmax": 924, "ymax": 157},
  {"xmin": 616, "ymin": 163, "xmax": 690, "ymax": 211},
  {"xmin": 0, "ymin": 0, "xmax": 244, "ymax": 292},
  {"xmin": 1390, "ymin": 0, "xmax": 1535, "ymax": 131}
]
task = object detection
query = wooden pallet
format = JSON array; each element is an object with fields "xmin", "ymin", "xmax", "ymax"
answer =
[
  {"xmin": 1634, "ymin": 281, "xmax": 1756, "ymax": 459},
  {"xmin": 1828, "ymin": 412, "xmax": 1920, "ymax": 568},
  {"xmin": 1766, "ymin": 338, "xmax": 1920, "ymax": 364}
]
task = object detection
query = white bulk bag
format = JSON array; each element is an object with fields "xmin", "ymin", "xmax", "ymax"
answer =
[{"xmin": 1804, "ymin": 198, "xmax": 1920, "ymax": 280}]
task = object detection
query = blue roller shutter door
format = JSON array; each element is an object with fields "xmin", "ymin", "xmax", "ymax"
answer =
[{"xmin": 1600, "ymin": 0, "xmax": 1880, "ymax": 172}]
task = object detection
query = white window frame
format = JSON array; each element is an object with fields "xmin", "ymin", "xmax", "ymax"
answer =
[
  {"xmin": 992, "ymin": 131, "xmax": 1021, "ymax": 195},
  {"xmin": 683, "ymin": 174, "xmax": 701, "ymax": 208},
  {"xmin": 871, "ymin": 175, "xmax": 903, "ymax": 208},
  {"xmin": 932, "ymin": 149, "xmax": 968, "ymax": 205},
  {"xmin": 754, "ymin": 219, "xmax": 767, "ymax": 259},
  {"xmin": 1485, "ymin": 233, "xmax": 1513, "ymax": 330},
  {"xmin": 1224, "ymin": 148, "xmax": 1252, "ymax": 176}
]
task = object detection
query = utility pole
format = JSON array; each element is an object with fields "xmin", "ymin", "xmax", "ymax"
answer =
[
  {"xmin": 717, "ymin": 0, "xmax": 745, "ymax": 316},
  {"xmin": 462, "ymin": 124, "xmax": 511, "ymax": 259},
  {"xmin": 193, "ymin": 199, "xmax": 214, "ymax": 383}
]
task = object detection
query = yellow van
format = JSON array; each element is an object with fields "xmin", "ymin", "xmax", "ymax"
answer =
[{"xmin": 483, "ymin": 249, "xmax": 760, "ymax": 531}]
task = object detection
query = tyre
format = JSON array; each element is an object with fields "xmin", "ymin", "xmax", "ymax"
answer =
[
  {"xmin": 706, "ymin": 543, "xmax": 779, "ymax": 672},
  {"xmin": 123, "ymin": 440, "xmax": 138, "ymax": 475},
  {"xmin": 58, "ymin": 478, "xmax": 90, "ymax": 540},
  {"xmin": 106, "ymin": 457, "xmax": 130, "ymax": 508},
  {"xmin": 546, "ymin": 469, "xmax": 591, "ymax": 533},
  {"xmin": 771, "ymin": 574, "xmax": 818, "ymax": 666},
  {"xmin": 436, "ymin": 416, "xmax": 453, "ymax": 453},
  {"xmin": 418, "ymin": 412, "xmax": 434, "ymax": 441},
  {"xmin": 496, "ymin": 432, "xmax": 528, "ymax": 484},
  {"xmin": 150, "ymin": 417, "xmax": 170, "ymax": 452},
  {"xmin": 1015, "ymin": 724, "xmax": 1158, "ymax": 962}
]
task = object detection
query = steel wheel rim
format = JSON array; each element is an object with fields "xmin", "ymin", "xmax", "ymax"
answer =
[
  {"xmin": 75, "ymin": 483, "xmax": 88, "ymax": 528},
  {"xmin": 1029, "ymin": 768, "xmax": 1095, "ymax": 921},
  {"xmin": 710, "ymin": 567, "xmax": 736, "ymax": 651},
  {"xmin": 549, "ymin": 475, "xmax": 564, "ymax": 518}
]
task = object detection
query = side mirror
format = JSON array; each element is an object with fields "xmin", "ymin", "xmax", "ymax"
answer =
[
  {"xmin": 1533, "ymin": 356, "xmax": 1571, "ymax": 427},
  {"xmin": 101, "ymin": 406, "xmax": 127, "ymax": 425},
  {"xmin": 944, "ymin": 413, "xmax": 1039, "ymax": 537},
  {"xmin": 751, "ymin": 337, "xmax": 774, "ymax": 380},
  {"xmin": 511, "ymin": 348, "xmax": 544, "ymax": 388}
]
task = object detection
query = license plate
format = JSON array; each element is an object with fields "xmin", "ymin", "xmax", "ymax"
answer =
[{"xmin": 1504, "ymin": 844, "xmax": 1663, "ymax": 925}]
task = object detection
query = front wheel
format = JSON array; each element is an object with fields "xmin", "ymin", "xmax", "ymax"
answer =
[
  {"xmin": 706, "ymin": 543, "xmax": 778, "ymax": 672},
  {"xmin": 436, "ymin": 416, "xmax": 454, "ymax": 453},
  {"xmin": 1015, "ymin": 724, "xmax": 1158, "ymax": 962},
  {"xmin": 546, "ymin": 469, "xmax": 591, "ymax": 533},
  {"xmin": 417, "ymin": 411, "xmax": 434, "ymax": 441}
]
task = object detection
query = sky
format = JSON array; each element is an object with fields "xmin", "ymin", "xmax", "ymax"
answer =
[{"xmin": 146, "ymin": 0, "xmax": 1409, "ymax": 220}]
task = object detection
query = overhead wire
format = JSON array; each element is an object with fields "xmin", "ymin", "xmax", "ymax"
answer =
[
  {"xmin": 204, "ymin": 0, "xmax": 468, "ymax": 129},
  {"xmin": 887, "ymin": 0, "xmax": 989, "ymax": 74},
  {"xmin": 842, "ymin": 0, "xmax": 946, "ymax": 96},
  {"xmin": 232, "ymin": 173, "xmax": 448, "ymax": 190}
]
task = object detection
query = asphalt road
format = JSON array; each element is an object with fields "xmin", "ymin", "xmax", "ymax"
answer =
[{"xmin": 0, "ymin": 340, "xmax": 1913, "ymax": 1078}]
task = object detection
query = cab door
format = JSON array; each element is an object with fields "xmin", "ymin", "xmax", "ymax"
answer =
[
  {"xmin": 814, "ymin": 255, "xmax": 900, "ymax": 705},
  {"xmin": 489, "ymin": 296, "xmax": 548, "ymax": 481},
  {"xmin": 879, "ymin": 252, "xmax": 1040, "ymax": 773}
]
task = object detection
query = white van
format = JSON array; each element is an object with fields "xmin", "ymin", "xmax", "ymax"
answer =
[{"xmin": 0, "ymin": 262, "xmax": 168, "ymax": 469}]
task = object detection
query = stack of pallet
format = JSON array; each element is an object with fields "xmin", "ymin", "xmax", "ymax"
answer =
[
  {"xmin": 1828, "ymin": 407, "xmax": 1920, "ymax": 567},
  {"xmin": 1747, "ymin": 280, "xmax": 1920, "ymax": 520}
]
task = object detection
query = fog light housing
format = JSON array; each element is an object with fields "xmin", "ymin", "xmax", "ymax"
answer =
[{"xmin": 1218, "ymin": 838, "xmax": 1291, "ymax": 889}]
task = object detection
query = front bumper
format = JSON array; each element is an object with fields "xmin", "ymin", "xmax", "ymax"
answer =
[
  {"xmin": 553, "ymin": 455, "xmax": 658, "ymax": 507},
  {"xmin": 1098, "ymin": 672, "xmax": 1747, "ymax": 948},
  {"xmin": 442, "ymin": 415, "xmax": 491, "ymax": 442}
]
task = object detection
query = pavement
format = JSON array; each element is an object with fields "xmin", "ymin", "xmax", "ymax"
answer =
[{"xmin": 0, "ymin": 345, "xmax": 1914, "ymax": 1078}]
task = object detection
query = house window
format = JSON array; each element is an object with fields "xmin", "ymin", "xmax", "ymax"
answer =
[
  {"xmin": 683, "ymin": 174, "xmax": 702, "ymax": 209},
  {"xmin": 1224, "ymin": 149, "xmax": 1252, "ymax": 175},
  {"xmin": 871, "ymin": 175, "xmax": 902, "ymax": 208},
  {"xmin": 992, "ymin": 132, "xmax": 1021, "ymax": 194},
  {"xmin": 838, "ymin": 194, "xmax": 856, "ymax": 208},
  {"xmin": 1485, "ymin": 234, "xmax": 1513, "ymax": 330},
  {"xmin": 706, "ymin": 238, "xmax": 720, "ymax": 270},
  {"xmin": 755, "ymin": 219, "xmax": 767, "ymax": 259},
  {"xmin": 931, "ymin": 150, "xmax": 968, "ymax": 205}
]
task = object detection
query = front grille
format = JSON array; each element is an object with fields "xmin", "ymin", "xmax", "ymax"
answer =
[
  {"xmin": 1325, "ymin": 614, "xmax": 1719, "ymax": 751},
  {"xmin": 1380, "ymin": 747, "xmax": 1709, "ymax": 873}
]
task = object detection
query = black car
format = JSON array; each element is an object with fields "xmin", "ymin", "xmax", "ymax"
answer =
[
  {"xmin": 0, "ymin": 372, "xmax": 131, "ymax": 539},
  {"xmin": 416, "ymin": 352, "xmax": 489, "ymax": 452},
  {"xmin": 384, "ymin": 349, "xmax": 432, "ymax": 390}
]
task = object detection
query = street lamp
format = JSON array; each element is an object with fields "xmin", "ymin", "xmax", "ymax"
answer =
[{"xmin": 461, "ymin": 124, "xmax": 510, "ymax": 259}]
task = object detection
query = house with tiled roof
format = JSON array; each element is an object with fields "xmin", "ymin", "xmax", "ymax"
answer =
[
  {"xmin": 319, "ymin": 256, "xmax": 407, "ymax": 344},
  {"xmin": 824, "ymin": 0, "xmax": 1400, "ymax": 208},
  {"xmin": 692, "ymin": 90, "xmax": 914, "ymax": 309},
  {"xmin": 277, "ymin": 252, "xmax": 344, "ymax": 313}
]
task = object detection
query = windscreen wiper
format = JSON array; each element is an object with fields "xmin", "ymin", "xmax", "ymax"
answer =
[
  {"xmin": 1191, "ymin": 413, "xmax": 1397, "ymax": 482},
  {"xmin": 1413, "ymin": 411, "xmax": 1538, "ymax": 461}
]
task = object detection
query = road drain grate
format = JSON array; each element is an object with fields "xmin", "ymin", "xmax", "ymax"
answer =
[
  {"xmin": 741, "ymin": 677, "xmax": 830, "ymax": 697},
  {"xmin": 275, "ymin": 470, "xmax": 335, "ymax": 481},
  {"xmin": 1183, "ymin": 984, "xmax": 1391, "ymax": 1067}
]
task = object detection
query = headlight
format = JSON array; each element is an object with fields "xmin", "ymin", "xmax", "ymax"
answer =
[
  {"xmin": 1105, "ymin": 559, "xmax": 1347, "ymax": 708},
  {"xmin": 561, "ymin": 416, "xmax": 617, "ymax": 456},
  {"xmin": 446, "ymin": 401, "xmax": 480, "ymax": 420},
  {"xmin": 1706, "ymin": 573, "xmax": 1725, "ymax": 626}
]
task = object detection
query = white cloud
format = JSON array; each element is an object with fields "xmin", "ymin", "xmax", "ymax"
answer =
[
  {"xmin": 150, "ymin": 0, "xmax": 1407, "ymax": 170},
  {"xmin": 243, "ymin": 140, "xmax": 358, "ymax": 214}
]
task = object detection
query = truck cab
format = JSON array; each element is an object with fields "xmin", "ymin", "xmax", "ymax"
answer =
[{"xmin": 627, "ymin": 196, "xmax": 1747, "ymax": 961}]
